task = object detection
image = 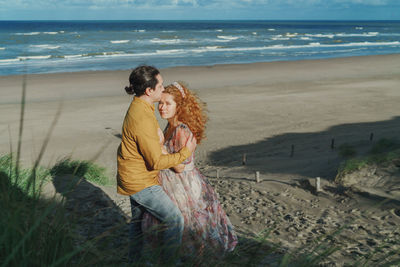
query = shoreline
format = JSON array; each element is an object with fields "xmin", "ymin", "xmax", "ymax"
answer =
[{"xmin": 1, "ymin": 53, "xmax": 399, "ymax": 80}]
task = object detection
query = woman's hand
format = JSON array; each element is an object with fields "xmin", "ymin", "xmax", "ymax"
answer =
[{"xmin": 161, "ymin": 146, "xmax": 168, "ymax": 155}]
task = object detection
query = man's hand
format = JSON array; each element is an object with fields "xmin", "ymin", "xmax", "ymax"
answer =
[
  {"xmin": 172, "ymin": 164, "xmax": 185, "ymax": 173},
  {"xmin": 185, "ymin": 133, "xmax": 197, "ymax": 154}
]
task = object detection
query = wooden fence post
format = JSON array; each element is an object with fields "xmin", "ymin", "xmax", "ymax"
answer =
[{"xmin": 315, "ymin": 177, "xmax": 321, "ymax": 192}]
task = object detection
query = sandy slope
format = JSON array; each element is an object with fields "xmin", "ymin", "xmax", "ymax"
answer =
[{"xmin": 2, "ymin": 54, "xmax": 400, "ymax": 264}]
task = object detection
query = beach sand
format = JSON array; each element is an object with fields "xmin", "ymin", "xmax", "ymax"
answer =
[{"xmin": 1, "ymin": 54, "xmax": 400, "ymax": 264}]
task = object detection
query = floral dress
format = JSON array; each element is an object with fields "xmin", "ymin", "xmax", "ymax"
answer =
[{"xmin": 142, "ymin": 123, "xmax": 238, "ymax": 256}]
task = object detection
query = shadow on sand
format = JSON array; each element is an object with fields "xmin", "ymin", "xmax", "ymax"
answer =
[
  {"xmin": 51, "ymin": 172, "xmax": 130, "ymax": 264},
  {"xmin": 208, "ymin": 116, "xmax": 400, "ymax": 181}
]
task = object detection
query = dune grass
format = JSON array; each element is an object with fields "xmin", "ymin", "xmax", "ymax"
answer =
[
  {"xmin": 50, "ymin": 157, "xmax": 110, "ymax": 186},
  {"xmin": 337, "ymin": 138, "xmax": 400, "ymax": 175},
  {"xmin": 0, "ymin": 156, "xmax": 77, "ymax": 266},
  {"xmin": 0, "ymin": 154, "xmax": 51, "ymax": 196},
  {"xmin": 0, "ymin": 153, "xmax": 125, "ymax": 266},
  {"xmin": 338, "ymin": 143, "xmax": 357, "ymax": 158}
]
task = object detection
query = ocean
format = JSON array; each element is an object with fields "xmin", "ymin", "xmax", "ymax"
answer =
[{"xmin": 0, "ymin": 20, "xmax": 399, "ymax": 76}]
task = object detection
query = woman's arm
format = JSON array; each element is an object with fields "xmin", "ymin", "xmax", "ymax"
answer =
[
  {"xmin": 173, "ymin": 124, "xmax": 197, "ymax": 169},
  {"xmin": 159, "ymin": 127, "xmax": 186, "ymax": 173}
]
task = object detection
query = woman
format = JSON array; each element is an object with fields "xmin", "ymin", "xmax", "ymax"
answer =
[{"xmin": 142, "ymin": 82, "xmax": 238, "ymax": 258}]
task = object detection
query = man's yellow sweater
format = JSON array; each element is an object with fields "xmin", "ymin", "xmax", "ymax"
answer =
[{"xmin": 117, "ymin": 97, "xmax": 190, "ymax": 195}]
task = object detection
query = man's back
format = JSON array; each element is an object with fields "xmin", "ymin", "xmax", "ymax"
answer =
[{"xmin": 117, "ymin": 97, "xmax": 160, "ymax": 195}]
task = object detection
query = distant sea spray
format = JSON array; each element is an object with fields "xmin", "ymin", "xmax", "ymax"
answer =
[{"xmin": 0, "ymin": 20, "xmax": 399, "ymax": 75}]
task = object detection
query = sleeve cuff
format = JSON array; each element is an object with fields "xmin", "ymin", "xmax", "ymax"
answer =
[{"xmin": 180, "ymin": 147, "xmax": 191, "ymax": 160}]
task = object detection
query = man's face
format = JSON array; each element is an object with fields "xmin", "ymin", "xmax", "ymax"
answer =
[{"xmin": 150, "ymin": 74, "xmax": 165, "ymax": 102}]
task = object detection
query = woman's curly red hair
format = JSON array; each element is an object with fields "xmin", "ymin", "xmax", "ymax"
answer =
[{"xmin": 164, "ymin": 82, "xmax": 208, "ymax": 144}]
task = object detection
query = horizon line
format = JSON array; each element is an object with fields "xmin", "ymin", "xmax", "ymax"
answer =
[{"xmin": 1, "ymin": 19, "xmax": 400, "ymax": 22}]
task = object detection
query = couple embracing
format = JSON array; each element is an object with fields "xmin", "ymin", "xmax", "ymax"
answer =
[{"xmin": 117, "ymin": 65, "xmax": 237, "ymax": 264}]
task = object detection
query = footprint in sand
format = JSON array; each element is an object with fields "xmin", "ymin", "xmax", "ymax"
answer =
[{"xmin": 105, "ymin": 127, "xmax": 122, "ymax": 139}]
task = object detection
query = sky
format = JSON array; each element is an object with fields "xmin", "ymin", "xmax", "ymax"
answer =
[{"xmin": 0, "ymin": 0, "xmax": 399, "ymax": 20}]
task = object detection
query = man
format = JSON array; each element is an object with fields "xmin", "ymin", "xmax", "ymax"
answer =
[{"xmin": 117, "ymin": 65, "xmax": 196, "ymax": 262}]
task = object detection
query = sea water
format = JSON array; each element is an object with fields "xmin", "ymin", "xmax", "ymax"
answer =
[{"xmin": 0, "ymin": 20, "xmax": 399, "ymax": 75}]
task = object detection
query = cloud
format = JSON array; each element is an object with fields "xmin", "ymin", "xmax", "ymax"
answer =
[
  {"xmin": 333, "ymin": 0, "xmax": 389, "ymax": 5},
  {"xmin": 240, "ymin": 0, "xmax": 392, "ymax": 5},
  {"xmin": 2, "ymin": 0, "xmax": 397, "ymax": 10}
]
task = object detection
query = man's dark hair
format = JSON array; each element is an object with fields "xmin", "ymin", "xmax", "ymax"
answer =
[{"xmin": 125, "ymin": 65, "xmax": 160, "ymax": 96}]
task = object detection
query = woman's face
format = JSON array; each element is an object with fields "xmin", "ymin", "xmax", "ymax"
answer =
[{"xmin": 158, "ymin": 93, "xmax": 177, "ymax": 120}]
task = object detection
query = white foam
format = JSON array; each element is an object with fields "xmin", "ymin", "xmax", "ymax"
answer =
[
  {"xmin": 281, "ymin": 41, "xmax": 400, "ymax": 50},
  {"xmin": 18, "ymin": 55, "xmax": 52, "ymax": 61},
  {"xmin": 0, "ymin": 58, "xmax": 20, "ymax": 64},
  {"xmin": 13, "ymin": 31, "xmax": 63, "ymax": 36},
  {"xmin": 336, "ymin": 32, "xmax": 379, "ymax": 37},
  {"xmin": 305, "ymin": 33, "xmax": 335, "ymax": 38},
  {"xmin": 268, "ymin": 28, "xmax": 276, "ymax": 31},
  {"xmin": 191, "ymin": 46, "xmax": 221, "ymax": 53},
  {"xmin": 271, "ymin": 35, "xmax": 290, "ymax": 41},
  {"xmin": 252, "ymin": 32, "xmax": 257, "ymax": 35},
  {"xmin": 294, "ymin": 48, "xmax": 363, "ymax": 55},
  {"xmin": 216, "ymin": 29, "xmax": 223, "ymax": 32},
  {"xmin": 150, "ymin": 38, "xmax": 181, "ymax": 44},
  {"xmin": 0, "ymin": 47, "xmax": 5, "ymax": 50},
  {"xmin": 217, "ymin": 35, "xmax": 239, "ymax": 41},
  {"xmin": 355, "ymin": 27, "xmax": 363, "ymax": 30},
  {"xmin": 155, "ymin": 49, "xmax": 184, "ymax": 55},
  {"xmin": 91, "ymin": 51, "xmax": 126, "ymax": 57},
  {"xmin": 300, "ymin": 37, "xmax": 311, "ymax": 40},
  {"xmin": 284, "ymin": 41, "xmax": 399, "ymax": 50},
  {"xmin": 63, "ymin": 51, "xmax": 127, "ymax": 59},
  {"xmin": 65, "ymin": 54, "xmax": 83, "ymax": 59},
  {"xmin": 14, "ymin": 32, "xmax": 40, "ymax": 36},
  {"xmin": 90, "ymin": 53, "xmax": 125, "ymax": 58},
  {"xmin": 4, "ymin": 41, "xmax": 398, "ymax": 66},
  {"xmin": 133, "ymin": 29, "xmax": 146, "ymax": 32},
  {"xmin": 110, "ymin": 40, "xmax": 130, "ymax": 44},
  {"xmin": 197, "ymin": 41, "xmax": 400, "ymax": 53},
  {"xmin": 333, "ymin": 41, "xmax": 400, "ymax": 47},
  {"xmin": 285, "ymin": 33, "xmax": 298, "ymax": 37},
  {"xmin": 30, "ymin": 44, "xmax": 60, "ymax": 49}
]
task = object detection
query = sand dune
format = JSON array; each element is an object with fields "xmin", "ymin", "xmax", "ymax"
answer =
[{"xmin": 1, "ymin": 54, "xmax": 400, "ymax": 264}]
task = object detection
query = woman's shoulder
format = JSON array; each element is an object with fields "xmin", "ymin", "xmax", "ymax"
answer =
[
  {"xmin": 173, "ymin": 123, "xmax": 193, "ymax": 138},
  {"xmin": 176, "ymin": 123, "xmax": 192, "ymax": 133}
]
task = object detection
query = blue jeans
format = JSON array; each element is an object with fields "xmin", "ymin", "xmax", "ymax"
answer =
[{"xmin": 128, "ymin": 185, "xmax": 184, "ymax": 263}]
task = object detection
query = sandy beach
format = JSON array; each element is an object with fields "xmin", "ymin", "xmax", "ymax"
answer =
[{"xmin": 1, "ymin": 54, "xmax": 400, "ymax": 264}]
